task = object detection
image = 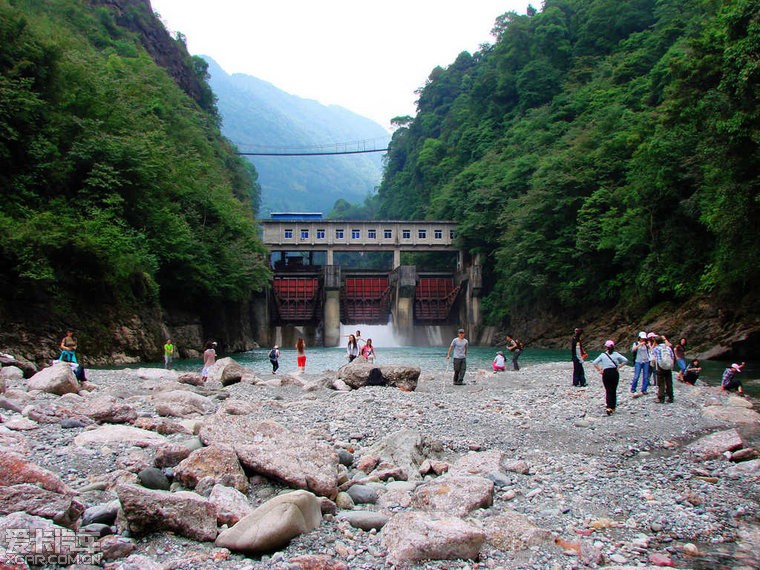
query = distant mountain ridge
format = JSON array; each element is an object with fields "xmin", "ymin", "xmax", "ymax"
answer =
[{"xmin": 205, "ymin": 58, "xmax": 390, "ymax": 215}]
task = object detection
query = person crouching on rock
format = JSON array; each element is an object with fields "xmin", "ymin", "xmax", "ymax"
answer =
[
  {"xmin": 721, "ymin": 362, "xmax": 746, "ymax": 395},
  {"xmin": 592, "ymin": 340, "xmax": 628, "ymax": 416},
  {"xmin": 492, "ymin": 351, "xmax": 506, "ymax": 372}
]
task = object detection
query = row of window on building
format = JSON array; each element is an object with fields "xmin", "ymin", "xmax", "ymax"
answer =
[{"xmin": 282, "ymin": 228, "xmax": 454, "ymax": 241}]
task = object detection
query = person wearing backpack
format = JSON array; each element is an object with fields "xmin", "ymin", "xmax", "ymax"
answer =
[
  {"xmin": 506, "ymin": 335, "xmax": 523, "ymax": 371},
  {"xmin": 268, "ymin": 345, "xmax": 280, "ymax": 374},
  {"xmin": 653, "ymin": 335, "xmax": 676, "ymax": 403},
  {"xmin": 592, "ymin": 340, "xmax": 628, "ymax": 415}
]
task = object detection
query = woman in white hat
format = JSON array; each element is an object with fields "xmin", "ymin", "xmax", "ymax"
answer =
[{"xmin": 593, "ymin": 340, "xmax": 628, "ymax": 415}]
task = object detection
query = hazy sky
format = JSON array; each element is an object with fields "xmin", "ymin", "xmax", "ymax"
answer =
[{"xmin": 150, "ymin": 0, "xmax": 529, "ymax": 130}]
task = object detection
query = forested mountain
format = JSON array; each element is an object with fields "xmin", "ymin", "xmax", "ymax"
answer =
[
  {"xmin": 0, "ymin": 0, "xmax": 271, "ymax": 361},
  {"xmin": 205, "ymin": 59, "xmax": 389, "ymax": 215},
  {"xmin": 375, "ymin": 0, "xmax": 759, "ymax": 342}
]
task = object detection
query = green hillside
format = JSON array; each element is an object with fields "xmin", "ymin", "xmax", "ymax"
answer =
[
  {"xmin": 205, "ymin": 58, "xmax": 389, "ymax": 216},
  {"xmin": 376, "ymin": 0, "xmax": 759, "ymax": 326},
  {"xmin": 0, "ymin": 0, "xmax": 270, "ymax": 359}
]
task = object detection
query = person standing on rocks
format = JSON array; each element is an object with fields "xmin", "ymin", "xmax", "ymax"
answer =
[
  {"xmin": 201, "ymin": 341, "xmax": 216, "ymax": 382},
  {"xmin": 505, "ymin": 335, "xmax": 523, "ymax": 371},
  {"xmin": 296, "ymin": 337, "xmax": 307, "ymax": 374},
  {"xmin": 268, "ymin": 345, "xmax": 280, "ymax": 374},
  {"xmin": 592, "ymin": 340, "xmax": 628, "ymax": 415},
  {"xmin": 446, "ymin": 328, "xmax": 468, "ymax": 385},
  {"xmin": 58, "ymin": 329, "xmax": 78, "ymax": 363},
  {"xmin": 630, "ymin": 331, "xmax": 651, "ymax": 395},
  {"xmin": 653, "ymin": 335, "xmax": 676, "ymax": 403},
  {"xmin": 571, "ymin": 328, "xmax": 587, "ymax": 387},
  {"xmin": 346, "ymin": 334, "xmax": 359, "ymax": 363},
  {"xmin": 674, "ymin": 337, "xmax": 688, "ymax": 382},
  {"xmin": 163, "ymin": 339, "xmax": 175, "ymax": 369},
  {"xmin": 647, "ymin": 332, "xmax": 658, "ymax": 387}
]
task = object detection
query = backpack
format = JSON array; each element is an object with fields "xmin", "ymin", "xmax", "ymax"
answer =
[
  {"xmin": 268, "ymin": 348, "xmax": 277, "ymax": 360},
  {"xmin": 517, "ymin": 340, "xmax": 524, "ymax": 350},
  {"xmin": 656, "ymin": 346, "xmax": 673, "ymax": 370}
]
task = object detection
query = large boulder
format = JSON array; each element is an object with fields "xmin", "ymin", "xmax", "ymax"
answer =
[
  {"xmin": 215, "ymin": 490, "xmax": 322, "ymax": 553},
  {"xmin": 0, "ymin": 450, "xmax": 72, "ymax": 494},
  {"xmin": 26, "ymin": 363, "xmax": 79, "ymax": 396},
  {"xmin": 686, "ymin": 428, "xmax": 744, "ymax": 460},
  {"xmin": 174, "ymin": 444, "xmax": 249, "ymax": 493},
  {"xmin": 411, "ymin": 475, "xmax": 494, "ymax": 516},
  {"xmin": 380, "ymin": 511, "xmax": 485, "ymax": 566},
  {"xmin": 0, "ymin": 484, "xmax": 84, "ymax": 528},
  {"xmin": 337, "ymin": 362, "xmax": 420, "ymax": 391},
  {"xmin": 80, "ymin": 395, "xmax": 138, "ymax": 424},
  {"xmin": 0, "ymin": 353, "xmax": 37, "ymax": 378},
  {"xmin": 73, "ymin": 425, "xmax": 167, "ymax": 448},
  {"xmin": 116, "ymin": 483, "xmax": 217, "ymax": 542},
  {"xmin": 200, "ymin": 417, "xmax": 339, "ymax": 498},
  {"xmin": 153, "ymin": 390, "xmax": 216, "ymax": 418},
  {"xmin": 215, "ymin": 357, "xmax": 247, "ymax": 387}
]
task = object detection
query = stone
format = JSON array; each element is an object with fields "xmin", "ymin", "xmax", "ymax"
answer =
[
  {"xmin": 177, "ymin": 373, "xmax": 205, "ymax": 386},
  {"xmin": 82, "ymin": 500, "xmax": 120, "ymax": 526},
  {"xmin": 98, "ymin": 534, "xmax": 138, "ymax": 561},
  {"xmin": 482, "ymin": 511, "xmax": 554, "ymax": 550},
  {"xmin": 215, "ymin": 490, "xmax": 322, "ymax": 553},
  {"xmin": 216, "ymin": 357, "xmax": 247, "ymax": 386},
  {"xmin": 200, "ymin": 417, "xmax": 338, "ymax": 498},
  {"xmin": 346, "ymin": 484, "xmax": 378, "ymax": 505},
  {"xmin": 363, "ymin": 429, "xmax": 427, "ymax": 481},
  {"xmin": 116, "ymin": 483, "xmax": 217, "ymax": 542},
  {"xmin": 81, "ymin": 395, "xmax": 137, "ymax": 424},
  {"xmin": 209, "ymin": 484, "xmax": 254, "ymax": 526},
  {"xmin": 0, "ymin": 484, "xmax": 84, "ymax": 528},
  {"xmin": 0, "ymin": 354, "xmax": 37, "ymax": 378},
  {"xmin": 73, "ymin": 425, "xmax": 167, "ymax": 448},
  {"xmin": 335, "ymin": 491, "xmax": 355, "ymax": 509},
  {"xmin": 686, "ymin": 428, "xmax": 744, "ymax": 460},
  {"xmin": 411, "ymin": 474, "xmax": 494, "ymax": 516},
  {"xmin": 380, "ymin": 511, "xmax": 485, "ymax": 566},
  {"xmin": 0, "ymin": 450, "xmax": 72, "ymax": 494},
  {"xmin": 137, "ymin": 467, "xmax": 171, "ymax": 490},
  {"xmin": 337, "ymin": 362, "xmax": 420, "ymax": 391},
  {"xmin": 336, "ymin": 510, "xmax": 389, "ymax": 531},
  {"xmin": 26, "ymin": 362, "xmax": 79, "ymax": 395},
  {"xmin": 153, "ymin": 390, "xmax": 216, "ymax": 417},
  {"xmin": 154, "ymin": 443, "xmax": 193, "ymax": 468},
  {"xmin": 132, "ymin": 416, "xmax": 193, "ymax": 435},
  {"xmin": 174, "ymin": 444, "xmax": 249, "ymax": 493},
  {"xmin": 701, "ymin": 405, "xmax": 760, "ymax": 424}
]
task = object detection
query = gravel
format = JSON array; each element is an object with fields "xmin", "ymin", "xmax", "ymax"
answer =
[{"xmin": 3, "ymin": 361, "xmax": 760, "ymax": 569}]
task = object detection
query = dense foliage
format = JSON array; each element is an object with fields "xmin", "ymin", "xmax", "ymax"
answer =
[
  {"xmin": 0, "ymin": 0, "xmax": 270, "ymax": 321},
  {"xmin": 376, "ymin": 0, "xmax": 759, "ymax": 324}
]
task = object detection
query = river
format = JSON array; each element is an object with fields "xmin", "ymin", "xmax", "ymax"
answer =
[{"xmin": 154, "ymin": 322, "xmax": 758, "ymax": 398}]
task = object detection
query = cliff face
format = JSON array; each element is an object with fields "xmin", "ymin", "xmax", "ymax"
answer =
[
  {"xmin": 503, "ymin": 293, "xmax": 760, "ymax": 362},
  {"xmin": 89, "ymin": 0, "xmax": 207, "ymax": 106}
]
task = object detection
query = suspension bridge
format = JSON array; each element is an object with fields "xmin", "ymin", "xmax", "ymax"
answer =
[{"xmin": 234, "ymin": 137, "xmax": 390, "ymax": 156}]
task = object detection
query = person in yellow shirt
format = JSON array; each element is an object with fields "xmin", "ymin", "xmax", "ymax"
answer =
[{"xmin": 163, "ymin": 339, "xmax": 175, "ymax": 369}]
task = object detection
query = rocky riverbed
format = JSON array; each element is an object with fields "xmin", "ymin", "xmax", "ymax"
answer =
[{"xmin": 1, "ymin": 359, "xmax": 759, "ymax": 569}]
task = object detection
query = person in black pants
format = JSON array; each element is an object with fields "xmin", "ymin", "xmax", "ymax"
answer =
[
  {"xmin": 571, "ymin": 328, "xmax": 587, "ymax": 387},
  {"xmin": 592, "ymin": 340, "xmax": 628, "ymax": 415},
  {"xmin": 506, "ymin": 335, "xmax": 522, "ymax": 371}
]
